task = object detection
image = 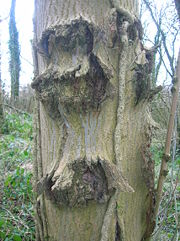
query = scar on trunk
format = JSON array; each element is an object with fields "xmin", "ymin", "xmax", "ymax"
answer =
[
  {"xmin": 37, "ymin": 158, "xmax": 133, "ymax": 207},
  {"xmin": 31, "ymin": 53, "xmax": 115, "ymax": 118}
]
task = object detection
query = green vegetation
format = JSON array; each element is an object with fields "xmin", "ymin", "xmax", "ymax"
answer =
[
  {"xmin": 151, "ymin": 144, "xmax": 180, "ymax": 240},
  {"xmin": 0, "ymin": 112, "xmax": 35, "ymax": 241}
]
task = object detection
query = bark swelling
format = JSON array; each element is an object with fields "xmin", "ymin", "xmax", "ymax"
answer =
[{"xmin": 32, "ymin": 0, "xmax": 155, "ymax": 240}]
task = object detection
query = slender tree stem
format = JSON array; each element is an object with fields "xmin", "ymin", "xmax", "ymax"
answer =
[{"xmin": 155, "ymin": 50, "xmax": 180, "ymax": 217}]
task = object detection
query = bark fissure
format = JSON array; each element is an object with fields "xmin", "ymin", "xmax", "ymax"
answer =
[
  {"xmin": 32, "ymin": 13, "xmax": 43, "ymax": 239},
  {"xmin": 37, "ymin": 101, "xmax": 49, "ymax": 240},
  {"xmin": 115, "ymin": 221, "xmax": 122, "ymax": 241},
  {"xmin": 141, "ymin": 135, "xmax": 156, "ymax": 240},
  {"xmin": 33, "ymin": 97, "xmax": 41, "ymax": 241},
  {"xmin": 33, "ymin": 98, "xmax": 46, "ymax": 241},
  {"xmin": 33, "ymin": 24, "xmax": 49, "ymax": 238},
  {"xmin": 101, "ymin": 11, "xmax": 135, "ymax": 240}
]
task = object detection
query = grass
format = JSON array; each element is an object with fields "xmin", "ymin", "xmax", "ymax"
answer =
[{"xmin": 0, "ymin": 112, "xmax": 35, "ymax": 241}]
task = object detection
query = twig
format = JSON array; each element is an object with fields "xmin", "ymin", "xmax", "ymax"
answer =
[
  {"xmin": 143, "ymin": 0, "xmax": 175, "ymax": 77},
  {"xmin": 1, "ymin": 206, "xmax": 30, "ymax": 230},
  {"xmin": 20, "ymin": 54, "xmax": 33, "ymax": 66},
  {"xmin": 152, "ymin": 174, "xmax": 179, "ymax": 240},
  {"xmin": 170, "ymin": 224, "xmax": 180, "ymax": 241},
  {"xmin": 0, "ymin": 15, "xmax": 9, "ymax": 23},
  {"xmin": 4, "ymin": 103, "xmax": 31, "ymax": 116},
  {"xmin": 171, "ymin": 115, "xmax": 179, "ymax": 241},
  {"xmin": 155, "ymin": 50, "xmax": 180, "ymax": 218},
  {"xmin": 0, "ymin": 149, "xmax": 13, "ymax": 157}
]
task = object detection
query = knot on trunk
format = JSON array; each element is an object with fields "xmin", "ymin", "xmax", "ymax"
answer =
[
  {"xmin": 133, "ymin": 45, "xmax": 162, "ymax": 104},
  {"xmin": 31, "ymin": 53, "xmax": 114, "ymax": 118},
  {"xmin": 37, "ymin": 158, "xmax": 133, "ymax": 207}
]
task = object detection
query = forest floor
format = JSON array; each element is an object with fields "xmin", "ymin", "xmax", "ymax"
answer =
[
  {"xmin": 151, "ymin": 143, "xmax": 180, "ymax": 240},
  {"xmin": 0, "ymin": 111, "xmax": 179, "ymax": 241},
  {"xmin": 0, "ymin": 112, "xmax": 35, "ymax": 241}
]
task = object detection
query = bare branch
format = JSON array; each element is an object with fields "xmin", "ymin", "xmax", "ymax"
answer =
[{"xmin": 143, "ymin": 0, "xmax": 177, "ymax": 79}]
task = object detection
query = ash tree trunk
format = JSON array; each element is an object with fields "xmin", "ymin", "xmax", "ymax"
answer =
[{"xmin": 32, "ymin": 0, "xmax": 157, "ymax": 240}]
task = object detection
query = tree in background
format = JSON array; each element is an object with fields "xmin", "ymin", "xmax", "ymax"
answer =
[
  {"xmin": 175, "ymin": 0, "xmax": 180, "ymax": 18},
  {"xmin": 175, "ymin": 0, "xmax": 180, "ymax": 153},
  {"xmin": 9, "ymin": 0, "xmax": 20, "ymax": 103},
  {"xmin": 141, "ymin": 0, "xmax": 179, "ymax": 86},
  {"xmin": 0, "ymin": 17, "xmax": 4, "ymax": 133},
  {"xmin": 140, "ymin": 1, "xmax": 180, "ymax": 240}
]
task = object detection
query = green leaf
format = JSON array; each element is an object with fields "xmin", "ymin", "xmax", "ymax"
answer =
[
  {"xmin": 23, "ymin": 150, "xmax": 28, "ymax": 156},
  {"xmin": 176, "ymin": 158, "xmax": 180, "ymax": 165},
  {"xmin": 0, "ymin": 231, "xmax": 6, "ymax": 239},
  {"xmin": 4, "ymin": 176, "xmax": 12, "ymax": 186},
  {"xmin": 0, "ymin": 218, "xmax": 5, "ymax": 228},
  {"xmin": 13, "ymin": 234, "xmax": 22, "ymax": 241},
  {"xmin": 10, "ymin": 151, "xmax": 14, "ymax": 157},
  {"xmin": 12, "ymin": 180, "xmax": 16, "ymax": 187}
]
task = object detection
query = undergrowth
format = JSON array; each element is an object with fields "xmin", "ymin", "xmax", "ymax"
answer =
[
  {"xmin": 151, "ymin": 144, "xmax": 180, "ymax": 241},
  {"xmin": 0, "ymin": 112, "xmax": 35, "ymax": 241}
]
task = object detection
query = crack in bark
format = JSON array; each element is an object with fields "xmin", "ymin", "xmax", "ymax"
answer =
[
  {"xmin": 100, "ymin": 13, "xmax": 133, "ymax": 241},
  {"xmin": 37, "ymin": 100, "xmax": 49, "ymax": 240},
  {"xmin": 141, "ymin": 127, "xmax": 156, "ymax": 240},
  {"xmin": 115, "ymin": 220, "xmax": 122, "ymax": 241}
]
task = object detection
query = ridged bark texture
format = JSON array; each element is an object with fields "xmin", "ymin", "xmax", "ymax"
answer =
[{"xmin": 32, "ymin": 0, "xmax": 155, "ymax": 240}]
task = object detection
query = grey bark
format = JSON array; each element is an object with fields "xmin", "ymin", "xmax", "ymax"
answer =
[{"xmin": 32, "ymin": 0, "xmax": 156, "ymax": 240}]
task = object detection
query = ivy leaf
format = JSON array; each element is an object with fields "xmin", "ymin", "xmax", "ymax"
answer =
[
  {"xmin": 13, "ymin": 234, "xmax": 22, "ymax": 241},
  {"xmin": 0, "ymin": 218, "xmax": 5, "ymax": 228},
  {"xmin": 24, "ymin": 150, "xmax": 28, "ymax": 157}
]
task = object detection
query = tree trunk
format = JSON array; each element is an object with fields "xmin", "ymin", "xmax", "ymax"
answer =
[
  {"xmin": 0, "ymin": 18, "xmax": 4, "ymax": 133},
  {"xmin": 9, "ymin": 0, "xmax": 20, "ymax": 103},
  {"xmin": 175, "ymin": 0, "xmax": 180, "ymax": 19},
  {"xmin": 32, "ymin": 1, "xmax": 156, "ymax": 240}
]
